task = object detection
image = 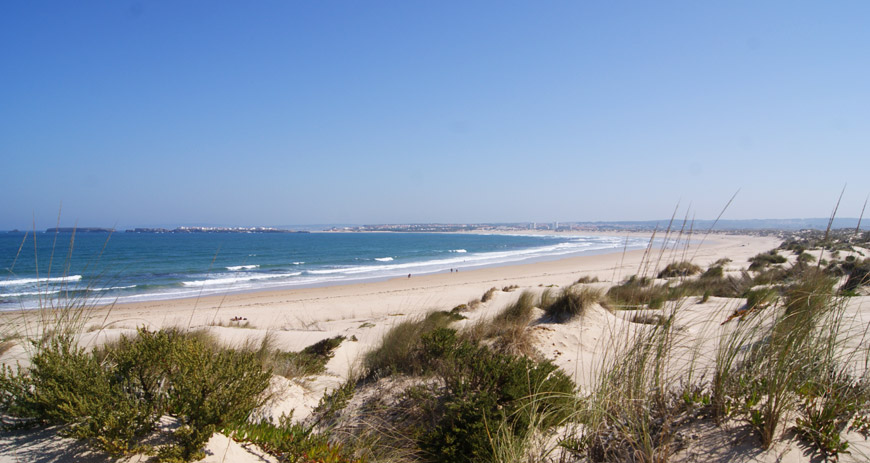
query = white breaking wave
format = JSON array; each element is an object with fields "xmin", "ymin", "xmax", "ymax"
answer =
[
  {"xmin": 1, "ymin": 284, "xmax": 136, "ymax": 298},
  {"xmin": 0, "ymin": 275, "xmax": 83, "ymax": 287},
  {"xmin": 374, "ymin": 257, "xmax": 394, "ymax": 262},
  {"xmin": 292, "ymin": 262, "xmax": 305, "ymax": 265},
  {"xmin": 182, "ymin": 272, "xmax": 302, "ymax": 287},
  {"xmin": 226, "ymin": 265, "xmax": 259, "ymax": 271},
  {"xmin": 449, "ymin": 249, "xmax": 467, "ymax": 253},
  {"xmin": 308, "ymin": 237, "xmax": 649, "ymax": 277},
  {"xmin": 2, "ymin": 289, "xmax": 61, "ymax": 297}
]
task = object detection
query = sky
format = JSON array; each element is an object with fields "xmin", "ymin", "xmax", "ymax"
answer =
[{"xmin": 1, "ymin": 1, "xmax": 869, "ymax": 229}]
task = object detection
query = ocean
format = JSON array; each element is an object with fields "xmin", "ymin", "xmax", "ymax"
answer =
[{"xmin": 0, "ymin": 231, "xmax": 649, "ymax": 310}]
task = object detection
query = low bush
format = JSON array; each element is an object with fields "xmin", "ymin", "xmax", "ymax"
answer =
[
  {"xmin": 271, "ymin": 335, "xmax": 345, "ymax": 378},
  {"xmin": 575, "ymin": 275, "xmax": 600, "ymax": 284},
  {"xmin": 225, "ymin": 414, "xmax": 362, "ymax": 463},
  {"xmin": 793, "ymin": 371, "xmax": 870, "ymax": 460},
  {"xmin": 417, "ymin": 328, "xmax": 576, "ymax": 463},
  {"xmin": 0, "ymin": 328, "xmax": 271, "ymax": 461}
]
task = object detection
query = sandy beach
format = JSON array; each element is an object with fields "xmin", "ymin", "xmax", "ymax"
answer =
[
  {"xmin": 6, "ymin": 231, "xmax": 870, "ymax": 463},
  {"xmin": 2, "ymin": 232, "xmax": 778, "ymax": 365}
]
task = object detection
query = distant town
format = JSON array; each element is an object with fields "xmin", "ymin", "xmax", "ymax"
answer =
[{"xmin": 2, "ymin": 217, "xmax": 864, "ymax": 235}]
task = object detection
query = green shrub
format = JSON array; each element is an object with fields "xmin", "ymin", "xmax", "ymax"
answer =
[
  {"xmin": 164, "ymin": 338, "xmax": 272, "ymax": 460},
  {"xmin": 793, "ymin": 371, "xmax": 869, "ymax": 460},
  {"xmin": 418, "ymin": 329, "xmax": 576, "ymax": 463},
  {"xmin": 0, "ymin": 328, "xmax": 271, "ymax": 462},
  {"xmin": 225, "ymin": 414, "xmax": 362, "ymax": 463},
  {"xmin": 272, "ymin": 335, "xmax": 346, "ymax": 378}
]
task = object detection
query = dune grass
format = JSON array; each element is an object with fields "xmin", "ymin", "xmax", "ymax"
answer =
[
  {"xmin": 363, "ymin": 310, "xmax": 464, "ymax": 378},
  {"xmin": 542, "ymin": 285, "xmax": 606, "ymax": 323}
]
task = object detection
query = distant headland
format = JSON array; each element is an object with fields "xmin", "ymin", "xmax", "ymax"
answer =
[{"xmin": 40, "ymin": 227, "xmax": 309, "ymax": 234}]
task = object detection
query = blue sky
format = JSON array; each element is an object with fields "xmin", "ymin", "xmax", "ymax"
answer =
[{"xmin": 2, "ymin": 1, "xmax": 868, "ymax": 229}]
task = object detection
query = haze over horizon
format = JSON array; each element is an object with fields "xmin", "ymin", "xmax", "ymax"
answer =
[{"xmin": 2, "ymin": 2, "xmax": 869, "ymax": 230}]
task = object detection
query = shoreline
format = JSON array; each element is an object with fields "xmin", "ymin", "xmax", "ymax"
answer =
[
  {"xmin": 0, "ymin": 232, "xmax": 780, "ymax": 339},
  {"xmin": 1, "ymin": 231, "xmax": 653, "ymax": 311}
]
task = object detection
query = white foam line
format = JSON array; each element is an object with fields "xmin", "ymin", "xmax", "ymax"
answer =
[{"xmin": 0, "ymin": 275, "xmax": 83, "ymax": 287}]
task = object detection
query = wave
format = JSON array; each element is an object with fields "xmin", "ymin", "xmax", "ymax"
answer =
[
  {"xmin": 449, "ymin": 249, "xmax": 467, "ymax": 253},
  {"xmin": 292, "ymin": 262, "xmax": 305, "ymax": 265},
  {"xmin": 1, "ymin": 289, "xmax": 61, "ymax": 297},
  {"xmin": 308, "ymin": 237, "xmax": 649, "ymax": 277},
  {"xmin": 1, "ymin": 284, "xmax": 136, "ymax": 298},
  {"xmin": 226, "ymin": 265, "xmax": 259, "ymax": 271},
  {"xmin": 374, "ymin": 257, "xmax": 394, "ymax": 262},
  {"xmin": 0, "ymin": 275, "xmax": 83, "ymax": 287},
  {"xmin": 182, "ymin": 272, "xmax": 302, "ymax": 287}
]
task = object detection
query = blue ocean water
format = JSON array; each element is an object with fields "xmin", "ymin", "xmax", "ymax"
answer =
[{"xmin": 0, "ymin": 231, "xmax": 648, "ymax": 310}]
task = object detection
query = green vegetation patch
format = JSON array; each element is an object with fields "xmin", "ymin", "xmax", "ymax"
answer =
[
  {"xmin": 657, "ymin": 261, "xmax": 701, "ymax": 279},
  {"xmin": 271, "ymin": 335, "xmax": 346, "ymax": 378},
  {"xmin": 1, "ymin": 328, "xmax": 271, "ymax": 461},
  {"xmin": 543, "ymin": 285, "xmax": 605, "ymax": 322}
]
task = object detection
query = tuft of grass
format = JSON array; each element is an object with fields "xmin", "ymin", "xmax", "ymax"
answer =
[
  {"xmin": 700, "ymin": 265, "xmax": 724, "ymax": 280},
  {"xmin": 542, "ymin": 285, "xmax": 605, "ymax": 323},
  {"xmin": 657, "ymin": 261, "xmax": 701, "ymax": 279},
  {"xmin": 469, "ymin": 291, "xmax": 539, "ymax": 357},
  {"xmin": 606, "ymin": 275, "xmax": 670, "ymax": 310},
  {"xmin": 711, "ymin": 268, "xmax": 869, "ymax": 453},
  {"xmin": 576, "ymin": 303, "xmax": 689, "ymax": 462},
  {"xmin": 749, "ymin": 250, "xmax": 788, "ymax": 270},
  {"xmin": 0, "ymin": 336, "xmax": 18, "ymax": 357},
  {"xmin": 364, "ymin": 311, "xmax": 463, "ymax": 378},
  {"xmin": 841, "ymin": 257, "xmax": 870, "ymax": 293},
  {"xmin": 575, "ymin": 275, "xmax": 600, "ymax": 284},
  {"xmin": 745, "ymin": 287, "xmax": 779, "ymax": 312},
  {"xmin": 481, "ymin": 287, "xmax": 498, "ymax": 302}
]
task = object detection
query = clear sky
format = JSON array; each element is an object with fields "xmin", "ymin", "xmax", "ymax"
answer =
[{"xmin": 2, "ymin": 1, "xmax": 868, "ymax": 229}]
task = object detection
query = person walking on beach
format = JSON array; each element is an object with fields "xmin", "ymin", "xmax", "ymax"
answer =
[{"xmin": 408, "ymin": 273, "xmax": 411, "ymax": 279}]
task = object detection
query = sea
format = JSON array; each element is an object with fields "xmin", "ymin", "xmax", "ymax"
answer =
[{"xmin": 0, "ymin": 231, "xmax": 650, "ymax": 310}]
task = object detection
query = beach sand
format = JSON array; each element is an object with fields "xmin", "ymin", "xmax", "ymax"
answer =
[{"xmin": 5, "ymin": 232, "xmax": 869, "ymax": 462}]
